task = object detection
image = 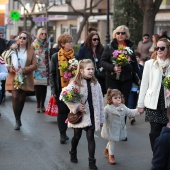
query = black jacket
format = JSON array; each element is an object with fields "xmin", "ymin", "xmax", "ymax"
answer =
[
  {"xmin": 151, "ymin": 126, "xmax": 170, "ymax": 170},
  {"xmin": 101, "ymin": 38, "xmax": 141, "ymax": 82}
]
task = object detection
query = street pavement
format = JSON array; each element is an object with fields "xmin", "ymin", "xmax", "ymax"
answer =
[{"xmin": 0, "ymin": 87, "xmax": 152, "ymax": 170}]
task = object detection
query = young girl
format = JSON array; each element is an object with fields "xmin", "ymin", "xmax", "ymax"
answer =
[
  {"xmin": 60, "ymin": 59, "xmax": 105, "ymax": 170},
  {"xmin": 101, "ymin": 89, "xmax": 142, "ymax": 165}
]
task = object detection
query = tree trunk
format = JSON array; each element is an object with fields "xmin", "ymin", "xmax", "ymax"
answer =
[
  {"xmin": 142, "ymin": 8, "xmax": 155, "ymax": 37},
  {"xmin": 73, "ymin": 16, "xmax": 89, "ymax": 44}
]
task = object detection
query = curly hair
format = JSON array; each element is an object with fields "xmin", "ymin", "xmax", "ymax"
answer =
[
  {"xmin": 151, "ymin": 38, "xmax": 170, "ymax": 60},
  {"xmin": 57, "ymin": 33, "xmax": 73, "ymax": 48},
  {"xmin": 106, "ymin": 89, "xmax": 125, "ymax": 105},
  {"xmin": 84, "ymin": 32, "xmax": 103, "ymax": 53}
]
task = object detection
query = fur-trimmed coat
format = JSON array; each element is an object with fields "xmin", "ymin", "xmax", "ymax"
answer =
[
  {"xmin": 60, "ymin": 79, "xmax": 105, "ymax": 131},
  {"xmin": 101, "ymin": 104, "xmax": 140, "ymax": 141}
]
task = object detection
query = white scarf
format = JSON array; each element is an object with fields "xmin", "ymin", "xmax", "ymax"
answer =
[{"xmin": 157, "ymin": 56, "xmax": 170, "ymax": 68}]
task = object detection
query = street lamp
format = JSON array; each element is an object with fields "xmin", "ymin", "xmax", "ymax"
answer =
[{"xmin": 105, "ymin": 0, "xmax": 110, "ymax": 45}]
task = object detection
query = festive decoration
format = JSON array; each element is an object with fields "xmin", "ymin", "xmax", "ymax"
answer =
[{"xmin": 10, "ymin": 11, "xmax": 20, "ymax": 21}]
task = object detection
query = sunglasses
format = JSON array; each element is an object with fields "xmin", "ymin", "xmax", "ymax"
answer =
[
  {"xmin": 116, "ymin": 32, "xmax": 126, "ymax": 35},
  {"xmin": 92, "ymin": 38, "xmax": 99, "ymax": 41},
  {"xmin": 41, "ymin": 33, "xmax": 47, "ymax": 36},
  {"xmin": 154, "ymin": 46, "xmax": 167, "ymax": 51},
  {"xmin": 19, "ymin": 36, "xmax": 27, "ymax": 40}
]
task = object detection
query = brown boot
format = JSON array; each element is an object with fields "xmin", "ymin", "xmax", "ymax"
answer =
[
  {"xmin": 104, "ymin": 148, "xmax": 109, "ymax": 158},
  {"xmin": 108, "ymin": 155, "xmax": 116, "ymax": 165}
]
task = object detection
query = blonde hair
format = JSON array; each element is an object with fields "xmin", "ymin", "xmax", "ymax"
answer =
[
  {"xmin": 37, "ymin": 28, "xmax": 47, "ymax": 40},
  {"xmin": 73, "ymin": 59, "xmax": 97, "ymax": 86},
  {"xmin": 106, "ymin": 89, "xmax": 125, "ymax": 105},
  {"xmin": 113, "ymin": 25, "xmax": 130, "ymax": 39},
  {"xmin": 151, "ymin": 38, "xmax": 170, "ymax": 60}
]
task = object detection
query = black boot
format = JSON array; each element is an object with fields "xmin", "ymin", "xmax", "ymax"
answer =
[
  {"xmin": 69, "ymin": 150, "xmax": 78, "ymax": 163},
  {"xmin": 14, "ymin": 120, "xmax": 21, "ymax": 130},
  {"xmin": 89, "ymin": 157, "xmax": 98, "ymax": 170},
  {"xmin": 149, "ymin": 133, "xmax": 160, "ymax": 151}
]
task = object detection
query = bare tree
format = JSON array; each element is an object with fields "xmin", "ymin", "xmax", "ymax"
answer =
[
  {"xmin": 65, "ymin": 0, "xmax": 103, "ymax": 44},
  {"xmin": 137, "ymin": 0, "xmax": 163, "ymax": 36}
]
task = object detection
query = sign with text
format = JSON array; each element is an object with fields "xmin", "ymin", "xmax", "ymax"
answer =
[{"xmin": 33, "ymin": 17, "xmax": 49, "ymax": 22}]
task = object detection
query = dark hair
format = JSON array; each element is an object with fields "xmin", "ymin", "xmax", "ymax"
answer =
[
  {"xmin": 84, "ymin": 32, "xmax": 103, "ymax": 53},
  {"xmin": 135, "ymin": 51, "xmax": 141, "ymax": 58},
  {"xmin": 88, "ymin": 27, "xmax": 97, "ymax": 33},
  {"xmin": 18, "ymin": 31, "xmax": 32, "ymax": 50},
  {"xmin": 106, "ymin": 89, "xmax": 125, "ymax": 105},
  {"xmin": 143, "ymin": 33, "xmax": 150, "ymax": 37}
]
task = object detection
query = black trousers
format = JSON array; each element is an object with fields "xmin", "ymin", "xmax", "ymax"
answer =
[{"xmin": 56, "ymin": 98, "xmax": 69, "ymax": 135}]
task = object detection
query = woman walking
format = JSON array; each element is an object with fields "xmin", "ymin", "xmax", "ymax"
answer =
[
  {"xmin": 5, "ymin": 31, "xmax": 37, "ymax": 130},
  {"xmin": 32, "ymin": 28, "xmax": 49, "ymax": 113}
]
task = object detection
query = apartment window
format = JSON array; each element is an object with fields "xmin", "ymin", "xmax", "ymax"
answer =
[
  {"xmin": 70, "ymin": 25, "xmax": 77, "ymax": 39},
  {"xmin": 61, "ymin": 25, "xmax": 68, "ymax": 34}
]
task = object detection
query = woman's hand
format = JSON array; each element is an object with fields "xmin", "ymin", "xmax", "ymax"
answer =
[
  {"xmin": 51, "ymin": 94, "xmax": 56, "ymax": 97},
  {"xmin": 113, "ymin": 65, "xmax": 121, "ymax": 73},
  {"xmin": 78, "ymin": 103, "xmax": 85, "ymax": 112},
  {"xmin": 138, "ymin": 108, "xmax": 144, "ymax": 113}
]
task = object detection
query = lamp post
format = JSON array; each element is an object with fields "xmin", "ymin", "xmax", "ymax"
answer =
[{"xmin": 105, "ymin": 0, "xmax": 110, "ymax": 45}]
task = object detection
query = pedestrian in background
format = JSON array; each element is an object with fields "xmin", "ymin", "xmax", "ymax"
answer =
[
  {"xmin": 32, "ymin": 28, "xmax": 50, "ymax": 113},
  {"xmin": 101, "ymin": 89, "xmax": 141, "ymax": 165},
  {"xmin": 50, "ymin": 33, "xmax": 76, "ymax": 144},
  {"xmin": 5, "ymin": 31, "xmax": 37, "ymax": 130},
  {"xmin": 101, "ymin": 25, "xmax": 141, "ymax": 128},
  {"xmin": 0, "ymin": 56, "xmax": 8, "ymax": 116},
  {"xmin": 137, "ymin": 33, "xmax": 152, "ymax": 64},
  {"xmin": 60, "ymin": 59, "xmax": 105, "ymax": 170},
  {"xmin": 77, "ymin": 32, "xmax": 106, "ymax": 95},
  {"xmin": 149, "ymin": 34, "xmax": 160, "ymax": 55},
  {"xmin": 137, "ymin": 38, "xmax": 170, "ymax": 151}
]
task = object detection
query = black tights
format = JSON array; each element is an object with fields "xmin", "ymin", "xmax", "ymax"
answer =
[
  {"xmin": 34, "ymin": 85, "xmax": 47, "ymax": 108},
  {"xmin": 12, "ymin": 90, "xmax": 26, "ymax": 121},
  {"xmin": 71, "ymin": 128, "xmax": 95, "ymax": 158}
]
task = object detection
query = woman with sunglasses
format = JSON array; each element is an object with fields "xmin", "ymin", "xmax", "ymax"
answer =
[
  {"xmin": 5, "ymin": 31, "xmax": 37, "ymax": 130},
  {"xmin": 137, "ymin": 38, "xmax": 170, "ymax": 151},
  {"xmin": 77, "ymin": 32, "xmax": 106, "ymax": 95},
  {"xmin": 101, "ymin": 25, "xmax": 141, "ymax": 127},
  {"xmin": 32, "ymin": 28, "xmax": 50, "ymax": 113}
]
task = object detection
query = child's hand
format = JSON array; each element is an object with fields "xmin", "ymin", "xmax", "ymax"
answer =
[
  {"xmin": 78, "ymin": 103, "xmax": 85, "ymax": 112},
  {"xmin": 138, "ymin": 108, "xmax": 144, "ymax": 113}
]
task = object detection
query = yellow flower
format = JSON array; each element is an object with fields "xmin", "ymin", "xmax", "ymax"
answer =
[{"xmin": 67, "ymin": 92, "xmax": 72, "ymax": 98}]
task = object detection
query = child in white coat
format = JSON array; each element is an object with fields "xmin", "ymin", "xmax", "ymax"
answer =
[
  {"xmin": 101, "ymin": 89, "xmax": 142, "ymax": 165},
  {"xmin": 60, "ymin": 59, "xmax": 105, "ymax": 170}
]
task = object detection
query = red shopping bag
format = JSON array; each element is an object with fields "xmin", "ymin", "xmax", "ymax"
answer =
[{"xmin": 45, "ymin": 96, "xmax": 58, "ymax": 116}]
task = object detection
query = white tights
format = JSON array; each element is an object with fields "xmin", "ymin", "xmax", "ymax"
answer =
[{"xmin": 106, "ymin": 141, "xmax": 115, "ymax": 155}]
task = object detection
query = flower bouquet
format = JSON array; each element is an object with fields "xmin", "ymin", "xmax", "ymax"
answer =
[
  {"xmin": 60, "ymin": 86, "xmax": 83, "ymax": 103},
  {"xmin": 163, "ymin": 76, "xmax": 170, "ymax": 98},
  {"xmin": 111, "ymin": 45, "xmax": 133, "ymax": 79},
  {"xmin": 14, "ymin": 71, "xmax": 27, "ymax": 90},
  {"xmin": 59, "ymin": 58, "xmax": 78, "ymax": 80}
]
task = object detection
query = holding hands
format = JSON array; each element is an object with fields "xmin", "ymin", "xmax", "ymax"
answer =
[{"xmin": 138, "ymin": 108, "xmax": 145, "ymax": 114}]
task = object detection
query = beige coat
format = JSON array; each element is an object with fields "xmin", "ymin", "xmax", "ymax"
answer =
[
  {"xmin": 60, "ymin": 79, "xmax": 105, "ymax": 131},
  {"xmin": 5, "ymin": 46, "xmax": 37, "ymax": 91},
  {"xmin": 137, "ymin": 59, "xmax": 170, "ymax": 109}
]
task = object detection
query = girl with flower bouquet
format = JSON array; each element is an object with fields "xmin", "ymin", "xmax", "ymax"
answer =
[
  {"xmin": 60, "ymin": 59, "xmax": 105, "ymax": 170},
  {"xmin": 101, "ymin": 25, "xmax": 141, "ymax": 125},
  {"xmin": 5, "ymin": 31, "xmax": 37, "ymax": 130},
  {"xmin": 137, "ymin": 38, "xmax": 170, "ymax": 152}
]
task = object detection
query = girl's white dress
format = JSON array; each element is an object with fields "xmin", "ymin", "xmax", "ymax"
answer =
[{"xmin": 101, "ymin": 104, "xmax": 140, "ymax": 141}]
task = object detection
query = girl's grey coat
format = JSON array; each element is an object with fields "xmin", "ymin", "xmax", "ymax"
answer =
[
  {"xmin": 60, "ymin": 79, "xmax": 105, "ymax": 131},
  {"xmin": 101, "ymin": 104, "xmax": 140, "ymax": 141}
]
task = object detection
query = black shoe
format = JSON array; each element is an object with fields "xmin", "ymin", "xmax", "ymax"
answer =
[
  {"xmin": 60, "ymin": 135, "xmax": 66, "ymax": 144},
  {"xmin": 14, "ymin": 120, "xmax": 22, "ymax": 130},
  {"xmin": 69, "ymin": 150, "xmax": 78, "ymax": 163},
  {"xmin": 121, "ymin": 137, "xmax": 128, "ymax": 141},
  {"xmin": 89, "ymin": 157, "xmax": 98, "ymax": 170},
  {"xmin": 130, "ymin": 117, "xmax": 136, "ymax": 125},
  {"xmin": 65, "ymin": 135, "xmax": 69, "ymax": 140}
]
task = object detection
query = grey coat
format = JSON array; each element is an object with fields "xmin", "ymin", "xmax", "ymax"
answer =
[{"xmin": 101, "ymin": 104, "xmax": 140, "ymax": 141}]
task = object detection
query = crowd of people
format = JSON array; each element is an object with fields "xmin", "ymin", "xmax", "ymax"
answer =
[{"xmin": 0, "ymin": 26, "xmax": 170, "ymax": 170}]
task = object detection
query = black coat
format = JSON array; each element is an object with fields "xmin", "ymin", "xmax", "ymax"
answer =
[
  {"xmin": 0, "ymin": 38, "xmax": 7, "ymax": 55},
  {"xmin": 151, "ymin": 126, "xmax": 170, "ymax": 170},
  {"xmin": 101, "ymin": 38, "xmax": 141, "ymax": 82}
]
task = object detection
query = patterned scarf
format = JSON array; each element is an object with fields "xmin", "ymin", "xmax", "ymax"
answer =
[{"xmin": 58, "ymin": 48, "xmax": 75, "ymax": 88}]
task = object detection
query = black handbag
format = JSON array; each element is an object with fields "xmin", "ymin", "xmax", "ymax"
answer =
[
  {"xmin": 95, "ymin": 69, "xmax": 105, "ymax": 79},
  {"xmin": 132, "ymin": 72, "xmax": 140, "ymax": 86}
]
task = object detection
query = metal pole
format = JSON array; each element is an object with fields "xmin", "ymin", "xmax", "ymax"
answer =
[
  {"xmin": 105, "ymin": 0, "xmax": 110, "ymax": 45},
  {"xmin": 24, "ymin": 9, "xmax": 26, "ymax": 30}
]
